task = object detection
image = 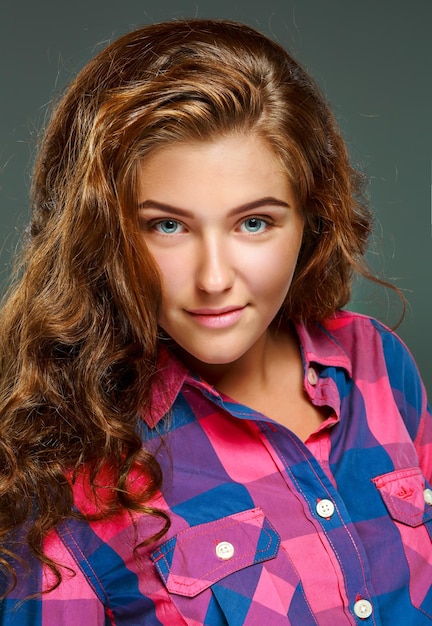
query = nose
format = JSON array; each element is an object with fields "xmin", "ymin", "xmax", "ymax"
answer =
[{"xmin": 195, "ymin": 235, "xmax": 234, "ymax": 294}]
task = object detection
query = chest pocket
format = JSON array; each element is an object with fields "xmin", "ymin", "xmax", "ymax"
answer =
[
  {"xmin": 151, "ymin": 507, "xmax": 279, "ymax": 596},
  {"xmin": 372, "ymin": 466, "xmax": 432, "ymax": 529},
  {"xmin": 151, "ymin": 507, "xmax": 281, "ymax": 623},
  {"xmin": 372, "ymin": 466, "xmax": 432, "ymax": 618}
]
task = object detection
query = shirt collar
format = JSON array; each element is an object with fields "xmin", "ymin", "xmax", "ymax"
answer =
[
  {"xmin": 144, "ymin": 346, "xmax": 189, "ymax": 428},
  {"xmin": 144, "ymin": 314, "xmax": 353, "ymax": 428},
  {"xmin": 293, "ymin": 316, "xmax": 352, "ymax": 377}
]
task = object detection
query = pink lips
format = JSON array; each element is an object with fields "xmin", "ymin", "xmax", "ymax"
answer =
[{"xmin": 186, "ymin": 306, "xmax": 246, "ymax": 329}]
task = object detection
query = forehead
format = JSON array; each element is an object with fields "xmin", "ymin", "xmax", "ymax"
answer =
[{"xmin": 136, "ymin": 134, "xmax": 294, "ymax": 211}]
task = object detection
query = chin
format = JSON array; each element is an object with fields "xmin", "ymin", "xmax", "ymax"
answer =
[
  {"xmin": 175, "ymin": 343, "xmax": 245, "ymax": 370},
  {"xmin": 192, "ymin": 352, "xmax": 240, "ymax": 366}
]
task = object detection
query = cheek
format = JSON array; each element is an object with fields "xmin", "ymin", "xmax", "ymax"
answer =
[
  {"xmin": 147, "ymin": 249, "xmax": 189, "ymax": 303},
  {"xmin": 248, "ymin": 245, "xmax": 301, "ymax": 297}
]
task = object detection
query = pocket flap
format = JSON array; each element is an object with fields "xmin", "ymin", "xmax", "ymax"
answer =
[
  {"xmin": 372, "ymin": 467, "xmax": 432, "ymax": 527},
  {"xmin": 151, "ymin": 507, "xmax": 280, "ymax": 597}
]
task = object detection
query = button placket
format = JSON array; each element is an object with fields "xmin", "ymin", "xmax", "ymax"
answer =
[
  {"xmin": 353, "ymin": 598, "xmax": 373, "ymax": 619},
  {"xmin": 316, "ymin": 498, "xmax": 335, "ymax": 519}
]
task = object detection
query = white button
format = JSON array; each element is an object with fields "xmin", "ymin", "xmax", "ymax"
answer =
[
  {"xmin": 215, "ymin": 541, "xmax": 235, "ymax": 560},
  {"xmin": 353, "ymin": 599, "xmax": 373, "ymax": 619},
  {"xmin": 316, "ymin": 499, "xmax": 335, "ymax": 518},
  {"xmin": 307, "ymin": 367, "xmax": 318, "ymax": 385},
  {"xmin": 424, "ymin": 488, "xmax": 432, "ymax": 505}
]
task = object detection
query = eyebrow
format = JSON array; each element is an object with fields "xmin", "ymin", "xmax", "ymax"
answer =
[{"xmin": 137, "ymin": 196, "xmax": 291, "ymax": 217}]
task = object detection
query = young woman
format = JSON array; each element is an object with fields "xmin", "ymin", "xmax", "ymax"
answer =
[{"xmin": 0, "ymin": 19, "xmax": 430, "ymax": 626}]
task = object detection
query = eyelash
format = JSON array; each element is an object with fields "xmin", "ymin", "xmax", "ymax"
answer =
[{"xmin": 141, "ymin": 215, "xmax": 274, "ymax": 235}]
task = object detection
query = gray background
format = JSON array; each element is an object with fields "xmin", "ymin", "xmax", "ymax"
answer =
[{"xmin": 1, "ymin": 0, "xmax": 431, "ymax": 394}]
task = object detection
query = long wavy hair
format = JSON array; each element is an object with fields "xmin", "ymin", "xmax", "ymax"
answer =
[{"xmin": 0, "ymin": 18, "xmax": 385, "ymax": 592}]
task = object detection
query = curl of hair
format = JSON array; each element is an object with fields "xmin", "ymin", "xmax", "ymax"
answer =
[{"xmin": 0, "ymin": 18, "xmax": 399, "ymax": 593}]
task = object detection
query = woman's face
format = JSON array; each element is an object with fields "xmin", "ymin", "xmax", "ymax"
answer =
[{"xmin": 137, "ymin": 134, "xmax": 304, "ymax": 369}]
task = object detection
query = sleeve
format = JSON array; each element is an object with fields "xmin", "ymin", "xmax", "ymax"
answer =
[
  {"xmin": 0, "ymin": 530, "xmax": 43, "ymax": 625},
  {"xmin": 377, "ymin": 320, "xmax": 432, "ymax": 482},
  {"xmin": 0, "ymin": 597, "xmax": 42, "ymax": 626},
  {"xmin": 0, "ymin": 531, "xmax": 106, "ymax": 626}
]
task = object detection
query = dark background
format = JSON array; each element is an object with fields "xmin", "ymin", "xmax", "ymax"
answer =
[{"xmin": 1, "ymin": 0, "xmax": 431, "ymax": 394}]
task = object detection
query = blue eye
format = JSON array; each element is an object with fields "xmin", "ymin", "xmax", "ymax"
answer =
[
  {"xmin": 155, "ymin": 219, "xmax": 182, "ymax": 234},
  {"xmin": 241, "ymin": 217, "xmax": 267, "ymax": 233}
]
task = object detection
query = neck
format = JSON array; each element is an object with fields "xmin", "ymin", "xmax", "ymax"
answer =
[{"xmin": 174, "ymin": 322, "xmax": 297, "ymax": 397}]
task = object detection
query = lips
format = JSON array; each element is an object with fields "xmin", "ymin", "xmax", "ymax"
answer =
[
  {"xmin": 188, "ymin": 306, "xmax": 244, "ymax": 315},
  {"xmin": 186, "ymin": 305, "xmax": 246, "ymax": 329}
]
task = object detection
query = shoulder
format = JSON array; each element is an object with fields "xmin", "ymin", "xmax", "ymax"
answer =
[
  {"xmin": 296, "ymin": 309, "xmax": 403, "ymax": 378},
  {"xmin": 319, "ymin": 309, "xmax": 412, "ymax": 367},
  {"xmin": 320, "ymin": 308, "xmax": 392, "ymax": 340},
  {"xmin": 297, "ymin": 309, "xmax": 427, "ymax": 413},
  {"xmin": 317, "ymin": 311, "xmax": 429, "ymax": 436}
]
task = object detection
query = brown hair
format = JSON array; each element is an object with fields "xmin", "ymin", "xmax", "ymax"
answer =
[{"xmin": 0, "ymin": 18, "xmax": 388, "ymax": 591}]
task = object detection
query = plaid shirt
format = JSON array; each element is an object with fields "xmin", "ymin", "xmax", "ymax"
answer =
[{"xmin": 1, "ymin": 311, "xmax": 431, "ymax": 625}]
